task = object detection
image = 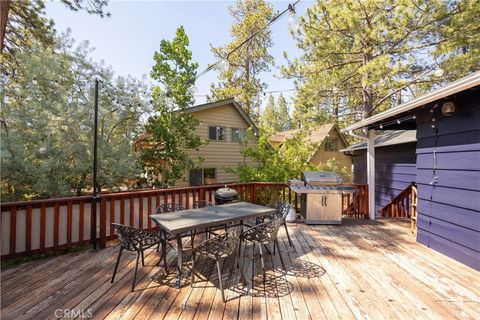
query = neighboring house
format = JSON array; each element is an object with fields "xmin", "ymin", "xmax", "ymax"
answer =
[
  {"xmin": 342, "ymin": 71, "xmax": 480, "ymax": 270},
  {"xmin": 178, "ymin": 98, "xmax": 259, "ymax": 186},
  {"xmin": 341, "ymin": 130, "xmax": 417, "ymax": 215},
  {"xmin": 268, "ymin": 123, "xmax": 352, "ymax": 171}
]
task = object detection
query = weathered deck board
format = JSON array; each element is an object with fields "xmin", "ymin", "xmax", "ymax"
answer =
[{"xmin": 1, "ymin": 219, "xmax": 479, "ymax": 320}]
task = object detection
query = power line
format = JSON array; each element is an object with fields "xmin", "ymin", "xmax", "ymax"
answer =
[{"xmin": 194, "ymin": 1, "xmax": 301, "ymax": 81}]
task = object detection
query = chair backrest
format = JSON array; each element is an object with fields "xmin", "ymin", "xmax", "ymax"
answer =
[
  {"xmin": 155, "ymin": 203, "xmax": 185, "ymax": 214},
  {"xmin": 267, "ymin": 201, "xmax": 291, "ymax": 220},
  {"xmin": 192, "ymin": 200, "xmax": 214, "ymax": 209},
  {"xmin": 242, "ymin": 216, "xmax": 284, "ymax": 243},
  {"xmin": 111, "ymin": 223, "xmax": 145, "ymax": 251},
  {"xmin": 197, "ymin": 225, "xmax": 243, "ymax": 258}
]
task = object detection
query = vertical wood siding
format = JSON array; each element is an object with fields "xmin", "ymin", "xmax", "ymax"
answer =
[
  {"xmin": 351, "ymin": 143, "xmax": 417, "ymax": 215},
  {"xmin": 415, "ymin": 92, "xmax": 480, "ymax": 270}
]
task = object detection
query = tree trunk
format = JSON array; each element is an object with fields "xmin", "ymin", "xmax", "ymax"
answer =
[
  {"xmin": 361, "ymin": 53, "xmax": 373, "ymax": 119},
  {"xmin": 160, "ymin": 159, "xmax": 167, "ymax": 188},
  {"xmin": 0, "ymin": 0, "xmax": 11, "ymax": 54}
]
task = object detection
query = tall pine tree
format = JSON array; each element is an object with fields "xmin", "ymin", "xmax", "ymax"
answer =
[
  {"xmin": 208, "ymin": 0, "xmax": 274, "ymax": 121},
  {"xmin": 282, "ymin": 0, "xmax": 480, "ymax": 126}
]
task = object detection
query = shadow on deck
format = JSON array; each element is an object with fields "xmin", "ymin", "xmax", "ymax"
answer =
[{"xmin": 1, "ymin": 219, "xmax": 478, "ymax": 320}]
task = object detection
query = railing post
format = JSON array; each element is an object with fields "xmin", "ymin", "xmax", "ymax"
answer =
[
  {"xmin": 250, "ymin": 183, "xmax": 255, "ymax": 204},
  {"xmin": 99, "ymin": 196, "xmax": 107, "ymax": 249}
]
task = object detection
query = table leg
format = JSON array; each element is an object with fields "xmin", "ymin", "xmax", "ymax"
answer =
[{"xmin": 175, "ymin": 234, "xmax": 183, "ymax": 288}]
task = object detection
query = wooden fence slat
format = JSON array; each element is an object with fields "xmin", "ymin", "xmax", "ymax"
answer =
[
  {"xmin": 25, "ymin": 205, "xmax": 32, "ymax": 253},
  {"xmin": 110, "ymin": 197, "xmax": 115, "ymax": 238},
  {"xmin": 67, "ymin": 201, "xmax": 72, "ymax": 247},
  {"xmin": 147, "ymin": 194, "xmax": 152, "ymax": 229},
  {"xmin": 9, "ymin": 206, "xmax": 17, "ymax": 256},
  {"xmin": 79, "ymin": 201, "xmax": 84, "ymax": 242},
  {"xmin": 54, "ymin": 203, "xmax": 59, "ymax": 250},
  {"xmin": 138, "ymin": 194, "xmax": 143, "ymax": 229},
  {"xmin": 40, "ymin": 204, "xmax": 46, "ymax": 253},
  {"xmin": 129, "ymin": 195, "xmax": 134, "ymax": 227},
  {"xmin": 120, "ymin": 197, "xmax": 125, "ymax": 225},
  {"xmin": 99, "ymin": 197, "xmax": 107, "ymax": 248}
]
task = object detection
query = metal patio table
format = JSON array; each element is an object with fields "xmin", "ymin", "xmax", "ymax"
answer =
[{"xmin": 150, "ymin": 201, "xmax": 276, "ymax": 287}]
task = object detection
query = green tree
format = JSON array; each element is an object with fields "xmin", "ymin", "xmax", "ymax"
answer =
[
  {"xmin": 260, "ymin": 94, "xmax": 276, "ymax": 134},
  {"xmin": 1, "ymin": 34, "xmax": 148, "ymax": 201},
  {"xmin": 276, "ymin": 93, "xmax": 291, "ymax": 131},
  {"xmin": 208, "ymin": 0, "xmax": 274, "ymax": 120},
  {"xmin": 260, "ymin": 93, "xmax": 291, "ymax": 134},
  {"xmin": 283, "ymin": 0, "xmax": 479, "ymax": 126},
  {"xmin": 138, "ymin": 26, "xmax": 204, "ymax": 188},
  {"xmin": 431, "ymin": 0, "xmax": 480, "ymax": 83},
  {"xmin": 228, "ymin": 130, "xmax": 317, "ymax": 183},
  {"xmin": 1, "ymin": 0, "xmax": 109, "ymax": 66}
]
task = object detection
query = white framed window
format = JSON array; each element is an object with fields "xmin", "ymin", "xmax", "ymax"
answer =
[{"xmin": 231, "ymin": 128, "xmax": 246, "ymax": 142}]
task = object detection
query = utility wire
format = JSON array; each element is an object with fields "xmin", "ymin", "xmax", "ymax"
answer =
[{"xmin": 195, "ymin": 0, "xmax": 301, "ymax": 81}]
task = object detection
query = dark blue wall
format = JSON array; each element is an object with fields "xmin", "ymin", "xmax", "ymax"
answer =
[
  {"xmin": 351, "ymin": 143, "xmax": 417, "ymax": 215},
  {"xmin": 415, "ymin": 92, "xmax": 480, "ymax": 270}
]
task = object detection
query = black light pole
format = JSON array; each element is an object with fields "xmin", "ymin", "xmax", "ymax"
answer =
[{"xmin": 91, "ymin": 78, "xmax": 99, "ymax": 250}]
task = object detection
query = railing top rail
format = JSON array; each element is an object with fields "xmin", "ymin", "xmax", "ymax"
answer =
[{"xmin": 0, "ymin": 181, "xmax": 368, "ymax": 210}]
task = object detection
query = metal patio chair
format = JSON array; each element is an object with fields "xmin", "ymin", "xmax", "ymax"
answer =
[
  {"xmin": 192, "ymin": 200, "xmax": 214, "ymax": 209},
  {"xmin": 154, "ymin": 203, "xmax": 186, "ymax": 269},
  {"xmin": 191, "ymin": 225, "xmax": 246, "ymax": 302},
  {"xmin": 111, "ymin": 223, "xmax": 162, "ymax": 291},
  {"xmin": 241, "ymin": 217, "xmax": 286, "ymax": 283},
  {"xmin": 155, "ymin": 203, "xmax": 185, "ymax": 214},
  {"xmin": 249, "ymin": 201, "xmax": 293, "ymax": 247}
]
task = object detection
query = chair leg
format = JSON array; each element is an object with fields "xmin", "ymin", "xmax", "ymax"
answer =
[
  {"xmin": 132, "ymin": 251, "xmax": 141, "ymax": 292},
  {"xmin": 275, "ymin": 240, "xmax": 286, "ymax": 272},
  {"xmin": 191, "ymin": 253, "xmax": 196, "ymax": 287},
  {"xmin": 258, "ymin": 242, "xmax": 266, "ymax": 283},
  {"xmin": 216, "ymin": 259, "xmax": 226, "ymax": 302},
  {"xmin": 284, "ymin": 223, "xmax": 293, "ymax": 247},
  {"xmin": 162, "ymin": 238, "xmax": 168, "ymax": 272},
  {"xmin": 111, "ymin": 246, "xmax": 123, "ymax": 283},
  {"xmin": 273, "ymin": 241, "xmax": 276, "ymax": 256},
  {"xmin": 264, "ymin": 243, "xmax": 271, "ymax": 255},
  {"xmin": 141, "ymin": 250, "xmax": 145, "ymax": 267}
]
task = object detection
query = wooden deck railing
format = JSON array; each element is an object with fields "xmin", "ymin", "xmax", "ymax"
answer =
[
  {"xmin": 342, "ymin": 185, "xmax": 369, "ymax": 219},
  {"xmin": 380, "ymin": 183, "xmax": 417, "ymax": 219},
  {"xmin": 0, "ymin": 182, "xmax": 368, "ymax": 259}
]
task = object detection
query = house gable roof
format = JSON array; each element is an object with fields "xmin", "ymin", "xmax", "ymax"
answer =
[
  {"xmin": 269, "ymin": 123, "xmax": 348, "ymax": 147},
  {"xmin": 184, "ymin": 98, "xmax": 259, "ymax": 135},
  {"xmin": 340, "ymin": 130, "xmax": 417, "ymax": 152}
]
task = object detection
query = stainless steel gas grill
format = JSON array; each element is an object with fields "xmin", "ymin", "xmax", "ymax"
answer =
[{"xmin": 289, "ymin": 171, "xmax": 354, "ymax": 225}]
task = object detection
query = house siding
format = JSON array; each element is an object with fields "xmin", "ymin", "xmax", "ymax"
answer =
[
  {"xmin": 175, "ymin": 103, "xmax": 256, "ymax": 187},
  {"xmin": 351, "ymin": 143, "xmax": 417, "ymax": 215},
  {"xmin": 415, "ymin": 93, "xmax": 480, "ymax": 270},
  {"xmin": 310, "ymin": 130, "xmax": 352, "ymax": 171}
]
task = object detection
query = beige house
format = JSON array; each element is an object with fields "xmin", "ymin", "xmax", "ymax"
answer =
[
  {"xmin": 177, "ymin": 98, "xmax": 258, "ymax": 186},
  {"xmin": 268, "ymin": 123, "xmax": 352, "ymax": 170}
]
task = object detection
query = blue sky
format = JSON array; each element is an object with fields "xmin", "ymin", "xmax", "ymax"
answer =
[{"xmin": 45, "ymin": 0, "xmax": 313, "ymax": 106}]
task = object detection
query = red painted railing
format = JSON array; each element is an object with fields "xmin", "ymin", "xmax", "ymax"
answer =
[
  {"xmin": 380, "ymin": 183, "xmax": 416, "ymax": 219},
  {"xmin": 0, "ymin": 182, "xmax": 368, "ymax": 259}
]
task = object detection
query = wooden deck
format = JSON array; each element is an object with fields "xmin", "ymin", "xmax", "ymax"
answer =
[{"xmin": 1, "ymin": 219, "xmax": 479, "ymax": 319}]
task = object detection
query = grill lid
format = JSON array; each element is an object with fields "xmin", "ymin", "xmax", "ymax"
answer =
[
  {"xmin": 301, "ymin": 171, "xmax": 343, "ymax": 185},
  {"xmin": 214, "ymin": 186, "xmax": 238, "ymax": 199}
]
